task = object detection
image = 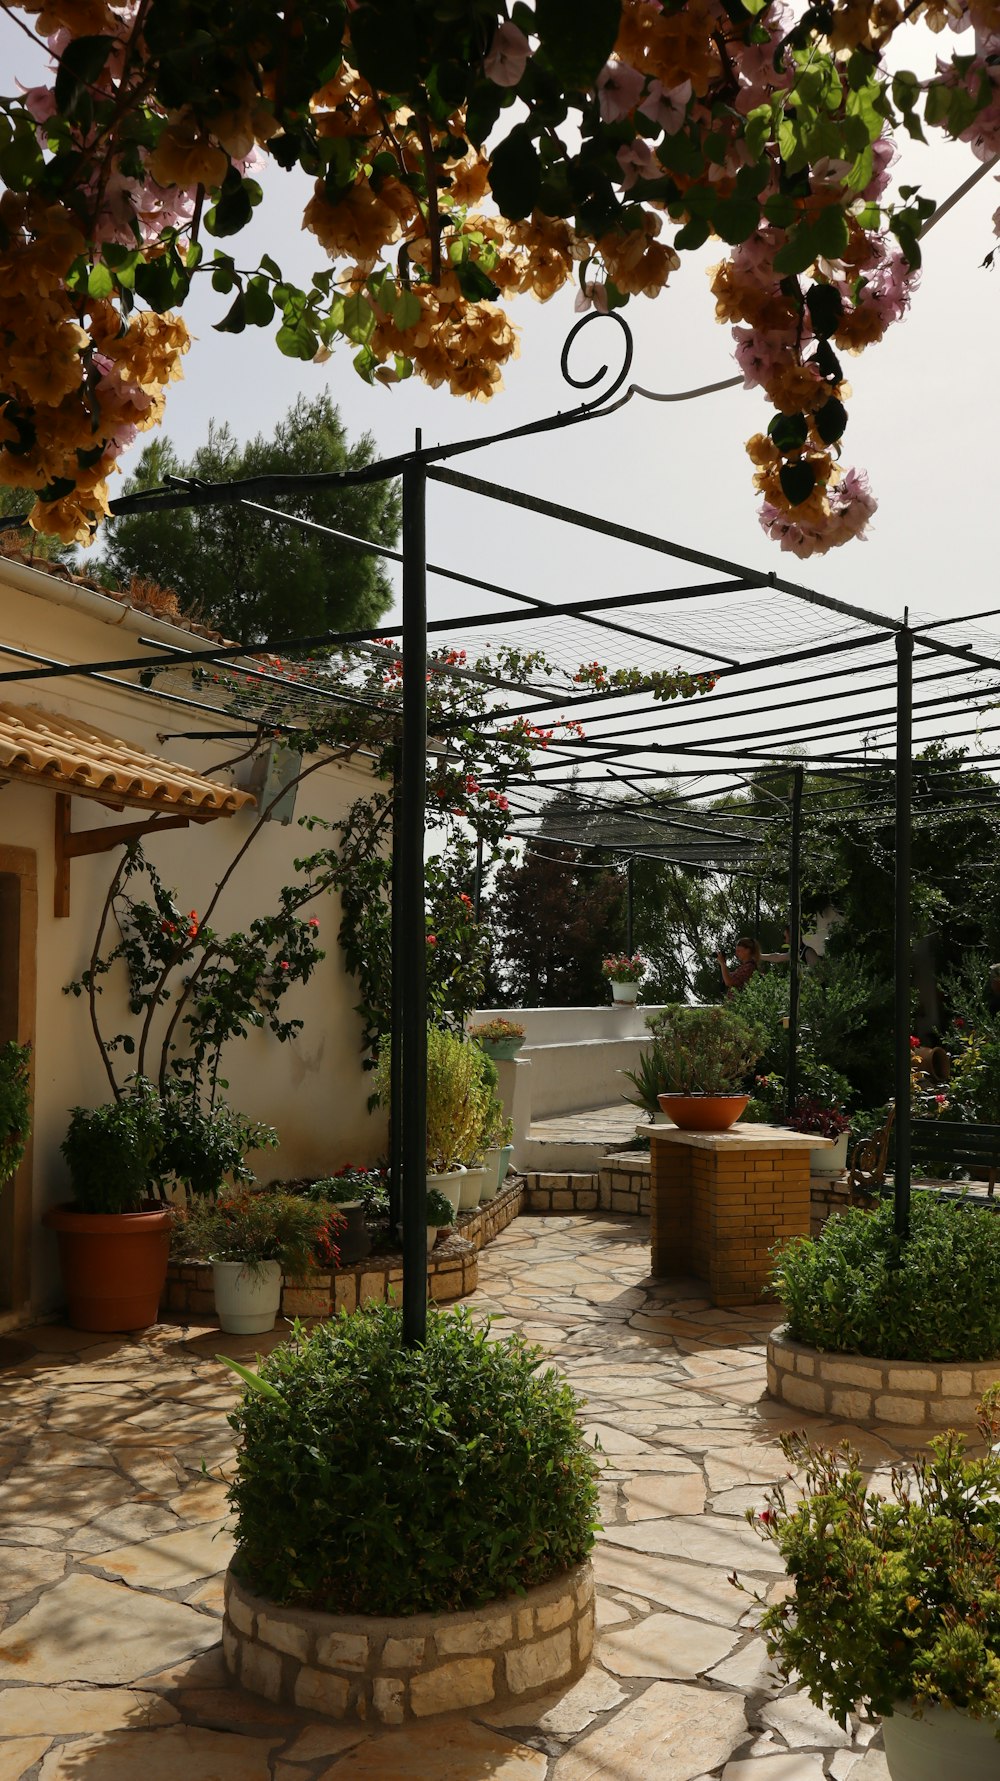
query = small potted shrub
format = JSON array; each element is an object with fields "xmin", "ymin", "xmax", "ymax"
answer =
[
  {"xmin": 468, "ymin": 1016, "xmax": 526, "ymax": 1061},
  {"xmin": 0, "ymin": 1040, "xmax": 31, "ymax": 1188},
  {"xmin": 375, "ymin": 1027, "xmax": 488, "ymax": 1216},
  {"xmin": 426, "ymin": 1185, "xmax": 454, "ymax": 1253},
  {"xmin": 305, "ymin": 1169, "xmax": 381, "ymax": 1265},
  {"xmin": 750, "ymin": 1393, "xmax": 1000, "ymax": 1780},
  {"xmin": 173, "ymin": 1188, "xmax": 330, "ymax": 1334},
  {"xmin": 602, "ymin": 953, "xmax": 645, "ymax": 1006},
  {"xmin": 785, "ymin": 1095, "xmax": 851, "ymax": 1174},
  {"xmin": 44, "ymin": 1077, "xmax": 170, "ymax": 1331},
  {"xmin": 648, "ymin": 1004, "xmax": 764, "ymax": 1131}
]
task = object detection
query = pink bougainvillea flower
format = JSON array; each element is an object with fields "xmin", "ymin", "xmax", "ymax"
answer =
[
  {"xmin": 642, "ymin": 78, "xmax": 692, "ymax": 135},
  {"xmin": 616, "ymin": 138, "xmax": 658, "ymax": 190},
  {"xmin": 484, "ymin": 21, "xmax": 531, "ymax": 87},
  {"xmin": 574, "ymin": 280, "xmax": 609, "ymax": 314},
  {"xmin": 597, "ymin": 60, "xmax": 645, "ymax": 122},
  {"xmin": 308, "ymin": 917, "xmax": 320, "ymax": 929}
]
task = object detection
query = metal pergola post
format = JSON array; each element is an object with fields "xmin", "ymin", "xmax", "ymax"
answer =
[
  {"xmin": 626, "ymin": 854, "xmax": 635, "ymax": 956},
  {"xmin": 389, "ymin": 741, "xmax": 403, "ymax": 1235},
  {"xmin": 786, "ymin": 765, "xmax": 804, "ymax": 1116},
  {"xmin": 895, "ymin": 625, "xmax": 914, "ymax": 1239},
  {"xmin": 400, "ymin": 454, "xmax": 428, "ymax": 1346}
]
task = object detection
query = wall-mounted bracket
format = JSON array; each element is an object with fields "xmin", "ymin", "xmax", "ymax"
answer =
[{"xmin": 53, "ymin": 792, "xmax": 204, "ymax": 918}]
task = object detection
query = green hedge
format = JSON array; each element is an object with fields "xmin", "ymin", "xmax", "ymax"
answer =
[
  {"xmin": 772, "ymin": 1196, "xmax": 1000, "ymax": 1362},
  {"xmin": 226, "ymin": 1303, "xmax": 600, "ymax": 1616}
]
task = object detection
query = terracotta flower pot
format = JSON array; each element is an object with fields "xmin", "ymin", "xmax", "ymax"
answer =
[
  {"xmin": 657, "ymin": 1093, "xmax": 749, "ymax": 1132},
  {"xmin": 42, "ymin": 1202, "xmax": 172, "ymax": 1332}
]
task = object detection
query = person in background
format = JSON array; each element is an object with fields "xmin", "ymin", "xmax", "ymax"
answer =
[
  {"xmin": 761, "ymin": 926, "xmax": 819, "ymax": 968},
  {"xmin": 717, "ymin": 936, "xmax": 761, "ymax": 993}
]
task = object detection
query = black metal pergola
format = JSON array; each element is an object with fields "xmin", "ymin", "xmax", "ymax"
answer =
[{"xmin": 5, "ymin": 314, "xmax": 1000, "ymax": 1343}]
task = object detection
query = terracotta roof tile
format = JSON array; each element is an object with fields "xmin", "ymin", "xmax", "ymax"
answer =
[{"xmin": 0, "ymin": 704, "xmax": 255, "ymax": 816}]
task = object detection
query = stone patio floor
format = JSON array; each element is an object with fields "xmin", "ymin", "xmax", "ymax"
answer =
[{"xmin": 0, "ymin": 1210, "xmax": 923, "ymax": 1781}]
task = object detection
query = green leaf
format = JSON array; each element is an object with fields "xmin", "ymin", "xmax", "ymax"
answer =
[
  {"xmin": 349, "ymin": 0, "xmax": 420, "ymax": 90},
  {"xmin": 454, "ymin": 258, "xmax": 500, "ymax": 301},
  {"xmin": 768, "ymin": 412, "xmax": 809, "ymax": 453},
  {"xmin": 535, "ymin": 0, "xmax": 619, "ymax": 87},
  {"xmin": 813, "ymin": 205, "xmax": 849, "ymax": 259},
  {"xmin": 712, "ymin": 194, "xmax": 760, "ymax": 246},
  {"xmin": 488, "ymin": 127, "xmax": 541, "ymax": 222},
  {"xmin": 220, "ymin": 1355, "xmax": 285, "ymax": 1402},
  {"xmin": 780, "ymin": 460, "xmax": 816, "ymax": 506},
  {"xmin": 244, "ymin": 277, "xmax": 275, "ymax": 327},
  {"xmin": 745, "ymin": 105, "xmax": 773, "ymax": 161},
  {"xmin": 763, "ymin": 193, "xmax": 798, "ymax": 229},
  {"xmin": 342, "ymin": 291, "xmax": 376, "ymax": 345},
  {"xmin": 814, "ymin": 395, "xmax": 848, "ymax": 444},
  {"xmin": 87, "ymin": 262, "xmax": 114, "ymax": 299},
  {"xmin": 205, "ymin": 173, "xmax": 261, "ymax": 239},
  {"xmin": 673, "ymin": 217, "xmax": 710, "ymax": 251},
  {"xmin": 213, "ymin": 292, "xmax": 247, "ymax": 334},
  {"xmin": 773, "ymin": 223, "xmax": 820, "ymax": 276},
  {"xmin": 54, "ymin": 35, "xmax": 113, "ymax": 118},
  {"xmin": 805, "ymin": 282, "xmax": 843, "ymax": 339},
  {"xmin": 393, "ymin": 289, "xmax": 423, "ymax": 329}
]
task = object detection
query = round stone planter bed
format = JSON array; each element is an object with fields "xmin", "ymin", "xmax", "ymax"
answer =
[
  {"xmin": 767, "ymin": 1326, "xmax": 1000, "ymax": 1429},
  {"xmin": 223, "ymin": 1559, "xmax": 595, "ymax": 1725}
]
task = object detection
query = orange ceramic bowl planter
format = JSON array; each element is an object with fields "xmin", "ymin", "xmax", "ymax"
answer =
[
  {"xmin": 42, "ymin": 1203, "xmax": 173, "ymax": 1332},
  {"xmin": 657, "ymin": 1093, "xmax": 749, "ymax": 1132}
]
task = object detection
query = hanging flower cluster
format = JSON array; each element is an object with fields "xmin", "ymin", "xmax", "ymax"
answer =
[{"xmin": 0, "ymin": 0, "xmax": 998, "ymax": 550}]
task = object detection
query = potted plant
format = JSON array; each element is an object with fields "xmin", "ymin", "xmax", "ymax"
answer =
[
  {"xmin": 221, "ymin": 1304, "xmax": 599, "ymax": 1720},
  {"xmin": 602, "ymin": 953, "xmax": 645, "ymax": 1006},
  {"xmin": 172, "ymin": 1187, "xmax": 330, "ymax": 1334},
  {"xmin": 622, "ymin": 1037, "xmax": 671, "ymax": 1121},
  {"xmin": 159, "ymin": 1086, "xmax": 278, "ymax": 1200},
  {"xmin": 426, "ymin": 1185, "xmax": 454, "ymax": 1254},
  {"xmin": 375, "ymin": 1027, "xmax": 487, "ymax": 1217},
  {"xmin": 44, "ymin": 1077, "xmax": 171, "ymax": 1332},
  {"xmin": 307, "ymin": 1171, "xmax": 376, "ymax": 1266},
  {"xmin": 785, "ymin": 1095, "xmax": 851, "ymax": 1174},
  {"xmin": 0, "ymin": 1040, "xmax": 31, "ymax": 1187},
  {"xmin": 468, "ymin": 1016, "xmax": 526, "ymax": 1061},
  {"xmin": 648, "ymin": 1004, "xmax": 763, "ymax": 1131},
  {"xmin": 750, "ymin": 1392, "xmax": 1000, "ymax": 1780}
]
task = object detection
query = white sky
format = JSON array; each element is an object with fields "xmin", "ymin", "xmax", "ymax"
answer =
[{"xmin": 2, "ymin": 18, "xmax": 999, "ymax": 687}]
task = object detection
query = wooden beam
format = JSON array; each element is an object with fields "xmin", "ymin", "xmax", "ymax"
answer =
[{"xmin": 54, "ymin": 794, "xmax": 194, "ymax": 918}]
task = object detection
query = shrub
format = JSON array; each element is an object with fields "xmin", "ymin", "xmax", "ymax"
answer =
[
  {"xmin": 601, "ymin": 953, "xmax": 645, "ymax": 983},
  {"xmin": 297, "ymin": 1167, "xmax": 389, "ymax": 1224},
  {"xmin": 62, "ymin": 1078, "xmax": 164, "ymax": 1213},
  {"xmin": 225, "ymin": 1303, "xmax": 600, "ymax": 1615},
  {"xmin": 172, "ymin": 1188, "xmax": 329, "ymax": 1278},
  {"xmin": 159, "ymin": 1087, "xmax": 278, "ymax": 1199},
  {"xmin": 751, "ymin": 1395, "xmax": 1000, "ymax": 1726},
  {"xmin": 786, "ymin": 1097, "xmax": 850, "ymax": 1138},
  {"xmin": 647, "ymin": 1004, "xmax": 764, "ymax": 1096},
  {"xmin": 772, "ymin": 1196, "xmax": 1000, "ymax": 1361},
  {"xmin": 426, "ymin": 1186, "xmax": 455, "ymax": 1227},
  {"xmin": 374, "ymin": 1027, "xmax": 494, "ymax": 1171},
  {"xmin": 468, "ymin": 1017, "xmax": 525, "ymax": 1042}
]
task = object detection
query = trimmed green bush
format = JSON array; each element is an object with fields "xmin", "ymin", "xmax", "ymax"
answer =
[
  {"xmin": 772, "ymin": 1196, "xmax": 1000, "ymax": 1362},
  {"xmin": 225, "ymin": 1303, "xmax": 600, "ymax": 1615}
]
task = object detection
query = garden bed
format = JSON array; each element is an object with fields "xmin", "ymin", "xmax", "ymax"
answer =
[
  {"xmin": 162, "ymin": 1176, "xmax": 524, "ymax": 1319},
  {"xmin": 767, "ymin": 1326, "xmax": 1000, "ymax": 1427},
  {"xmin": 223, "ymin": 1560, "xmax": 595, "ymax": 1724}
]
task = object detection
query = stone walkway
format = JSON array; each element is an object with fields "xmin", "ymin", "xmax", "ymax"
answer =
[
  {"xmin": 527, "ymin": 1103, "xmax": 644, "ymax": 1146},
  {"xmin": 0, "ymin": 1212, "xmax": 917, "ymax": 1781}
]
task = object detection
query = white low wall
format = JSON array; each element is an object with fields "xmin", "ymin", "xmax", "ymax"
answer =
[{"xmin": 472, "ymin": 1007, "xmax": 668, "ymax": 1163}]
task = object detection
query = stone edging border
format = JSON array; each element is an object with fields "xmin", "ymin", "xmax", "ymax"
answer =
[
  {"xmin": 163, "ymin": 1178, "xmax": 525, "ymax": 1320},
  {"xmin": 767, "ymin": 1326, "xmax": 1000, "ymax": 1428},
  {"xmin": 223, "ymin": 1559, "xmax": 595, "ymax": 1724}
]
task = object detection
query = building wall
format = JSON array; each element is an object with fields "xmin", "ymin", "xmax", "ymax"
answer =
[{"xmin": 0, "ymin": 559, "xmax": 387, "ymax": 1320}]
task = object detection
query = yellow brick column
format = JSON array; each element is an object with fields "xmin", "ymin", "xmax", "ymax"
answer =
[
  {"xmin": 649, "ymin": 1130, "xmax": 693, "ymax": 1276},
  {"xmin": 650, "ymin": 1126, "xmax": 818, "ymax": 1306}
]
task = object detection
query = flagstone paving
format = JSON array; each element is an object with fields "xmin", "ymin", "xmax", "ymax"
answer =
[{"xmin": 0, "ymin": 1212, "xmax": 925, "ymax": 1780}]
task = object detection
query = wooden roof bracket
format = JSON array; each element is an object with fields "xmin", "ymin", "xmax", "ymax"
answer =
[{"xmin": 53, "ymin": 791, "xmax": 208, "ymax": 918}]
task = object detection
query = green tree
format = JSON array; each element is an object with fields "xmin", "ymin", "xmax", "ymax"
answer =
[
  {"xmin": 91, "ymin": 395, "xmax": 400, "ymax": 644},
  {"xmin": 487, "ymin": 843, "xmax": 625, "ymax": 1008}
]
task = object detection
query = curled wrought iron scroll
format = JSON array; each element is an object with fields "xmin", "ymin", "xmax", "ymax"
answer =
[{"xmin": 559, "ymin": 311, "xmax": 634, "ymax": 410}]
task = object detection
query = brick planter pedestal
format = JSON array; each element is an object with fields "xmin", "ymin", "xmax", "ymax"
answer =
[
  {"xmin": 223, "ymin": 1560, "xmax": 594, "ymax": 1724},
  {"xmin": 767, "ymin": 1326, "xmax": 1000, "ymax": 1428},
  {"xmin": 649, "ymin": 1123, "xmax": 829, "ymax": 1307}
]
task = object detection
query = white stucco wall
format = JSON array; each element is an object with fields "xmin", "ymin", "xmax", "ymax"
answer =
[{"xmin": 0, "ymin": 559, "xmax": 387, "ymax": 1318}]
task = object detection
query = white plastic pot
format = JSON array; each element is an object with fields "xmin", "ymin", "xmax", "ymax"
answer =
[
  {"xmin": 809, "ymin": 1130, "xmax": 850, "ymax": 1176},
  {"xmin": 881, "ymin": 1701, "xmax": 1000, "ymax": 1781},
  {"xmin": 211, "ymin": 1259, "xmax": 282, "ymax": 1335},
  {"xmin": 427, "ymin": 1168, "xmax": 464, "ymax": 1217},
  {"xmin": 459, "ymin": 1166, "xmax": 490, "ymax": 1211},
  {"xmin": 481, "ymin": 1148, "xmax": 502, "ymax": 1202},
  {"xmin": 610, "ymin": 981, "xmax": 640, "ymax": 1004},
  {"xmin": 427, "ymin": 1225, "xmax": 438, "ymax": 1255}
]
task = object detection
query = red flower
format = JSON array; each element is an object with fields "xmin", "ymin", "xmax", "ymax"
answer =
[
  {"xmin": 459, "ymin": 894, "xmax": 472, "ymax": 909},
  {"xmin": 955, "ymin": 1018, "xmax": 965, "ymax": 1028},
  {"xmin": 279, "ymin": 960, "xmax": 289, "ymax": 970},
  {"xmin": 497, "ymin": 795, "xmax": 509, "ymax": 812},
  {"xmin": 426, "ymin": 934, "xmax": 437, "ymax": 947},
  {"xmin": 910, "ymin": 1036, "xmax": 920, "ymax": 1049},
  {"xmin": 308, "ymin": 917, "xmax": 319, "ymax": 929},
  {"xmin": 758, "ymin": 1507, "xmax": 776, "ymax": 1525}
]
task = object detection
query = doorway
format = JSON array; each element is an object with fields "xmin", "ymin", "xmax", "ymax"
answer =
[{"xmin": 0, "ymin": 848, "xmax": 36, "ymax": 1325}]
